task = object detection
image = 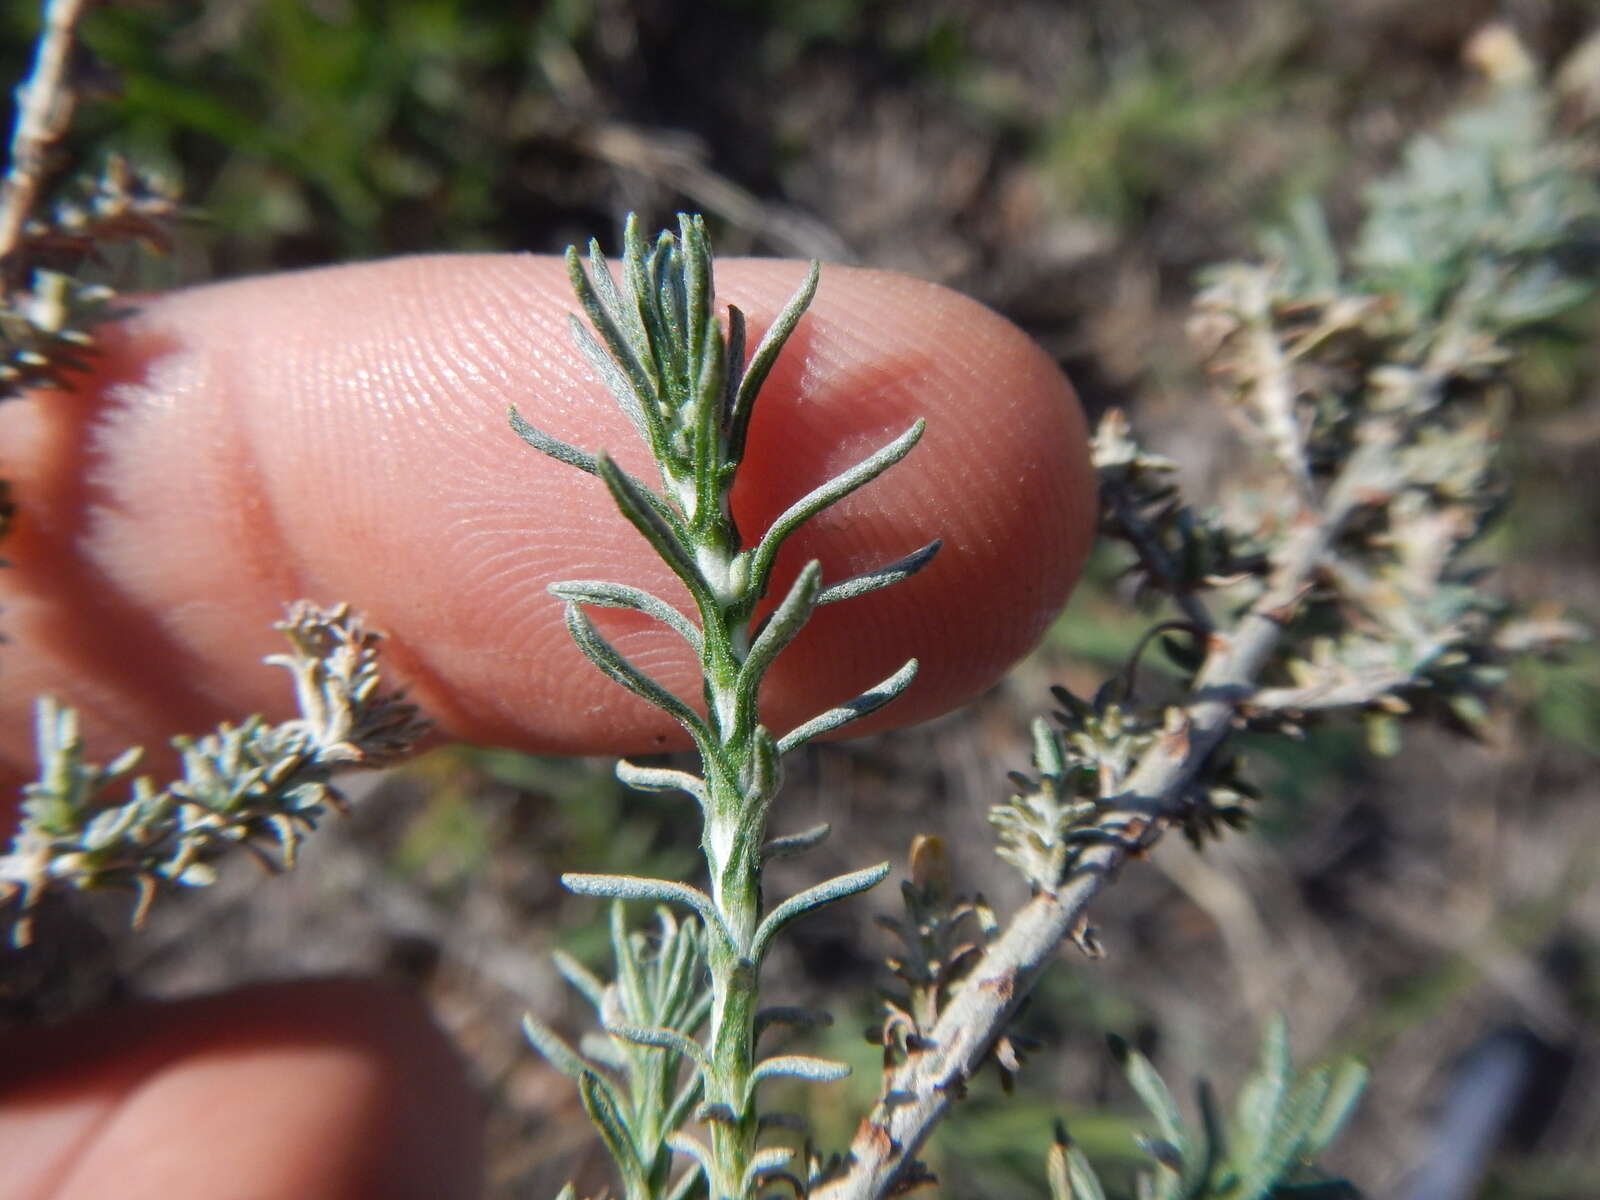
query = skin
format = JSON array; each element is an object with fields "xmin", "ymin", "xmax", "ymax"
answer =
[{"xmin": 0, "ymin": 255, "xmax": 1095, "ymax": 1198}]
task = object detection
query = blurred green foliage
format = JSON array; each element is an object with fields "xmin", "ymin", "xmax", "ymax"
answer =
[{"xmin": 6, "ymin": 0, "xmax": 602, "ymax": 270}]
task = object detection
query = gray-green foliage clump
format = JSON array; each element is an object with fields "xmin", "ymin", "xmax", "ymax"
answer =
[
  {"xmin": 1050, "ymin": 1022, "xmax": 1366, "ymax": 1200},
  {"xmin": 0, "ymin": 0, "xmax": 433, "ymax": 958},
  {"xmin": 510, "ymin": 212, "xmax": 939, "ymax": 1200},
  {"xmin": 0, "ymin": 603, "xmax": 428, "ymax": 946}
]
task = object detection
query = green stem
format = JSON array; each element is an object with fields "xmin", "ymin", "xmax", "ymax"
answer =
[{"xmin": 690, "ymin": 505, "xmax": 772, "ymax": 1199}]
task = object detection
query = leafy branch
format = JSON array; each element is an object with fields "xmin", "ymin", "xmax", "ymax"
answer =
[
  {"xmin": 0, "ymin": 603, "xmax": 429, "ymax": 946},
  {"xmin": 0, "ymin": 0, "xmax": 179, "ymax": 398},
  {"xmin": 1049, "ymin": 1021, "xmax": 1366, "ymax": 1200},
  {"xmin": 515, "ymin": 214, "xmax": 938, "ymax": 1199},
  {"xmin": 815, "ymin": 61, "xmax": 1592, "ymax": 1200}
]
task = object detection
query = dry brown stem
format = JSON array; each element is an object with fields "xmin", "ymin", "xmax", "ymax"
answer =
[{"xmin": 0, "ymin": 0, "xmax": 92, "ymax": 290}]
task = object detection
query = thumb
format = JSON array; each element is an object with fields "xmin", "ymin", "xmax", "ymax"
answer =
[{"xmin": 0, "ymin": 253, "xmax": 1094, "ymax": 783}]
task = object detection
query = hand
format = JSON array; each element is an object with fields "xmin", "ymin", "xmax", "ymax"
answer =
[{"xmin": 0, "ymin": 255, "xmax": 1094, "ymax": 1197}]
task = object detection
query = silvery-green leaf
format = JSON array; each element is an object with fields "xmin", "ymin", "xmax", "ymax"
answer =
[
  {"xmin": 561, "ymin": 872, "xmax": 732, "ymax": 950},
  {"xmin": 664, "ymin": 1072, "xmax": 706, "ymax": 1139},
  {"xmin": 664, "ymin": 1132, "xmax": 717, "ymax": 1194},
  {"xmin": 744, "ymin": 1055, "xmax": 850, "ymax": 1104},
  {"xmin": 1047, "ymin": 1123, "xmax": 1107, "ymax": 1200},
  {"xmin": 508, "ymin": 405, "xmax": 598, "ymax": 476},
  {"xmin": 578, "ymin": 1069, "xmax": 649, "ymax": 1200},
  {"xmin": 738, "ymin": 562, "xmax": 822, "ymax": 705},
  {"xmin": 720, "ymin": 304, "xmax": 747, "ymax": 434},
  {"xmin": 815, "ymin": 539, "xmax": 942, "ymax": 606},
  {"xmin": 605, "ymin": 1021, "xmax": 709, "ymax": 1069},
  {"xmin": 551, "ymin": 579, "xmax": 703, "ymax": 653},
  {"xmin": 726, "ymin": 261, "xmax": 818, "ymax": 464},
  {"xmin": 760, "ymin": 823, "xmax": 831, "ymax": 862},
  {"xmin": 777, "ymin": 659, "xmax": 919, "ymax": 753},
  {"xmin": 615, "ymin": 760, "xmax": 708, "ymax": 807},
  {"xmin": 739, "ymin": 727, "xmax": 781, "ymax": 811},
  {"xmin": 1232, "ymin": 1015, "xmax": 1292, "ymax": 1169},
  {"xmin": 742, "ymin": 1146, "xmax": 795, "ymax": 1193},
  {"xmin": 752, "ymin": 862, "xmax": 890, "ymax": 960},
  {"xmin": 522, "ymin": 1013, "xmax": 598, "ymax": 1084},
  {"xmin": 593, "ymin": 454, "xmax": 704, "ymax": 599},
  {"xmin": 609, "ymin": 900, "xmax": 649, "ymax": 1028},
  {"xmin": 1303, "ymin": 1059, "xmax": 1368, "ymax": 1158},
  {"xmin": 568, "ymin": 240, "xmax": 660, "ymax": 413},
  {"xmin": 563, "ymin": 604, "xmax": 712, "ymax": 746},
  {"xmin": 552, "ymin": 947, "xmax": 608, "ymax": 1011},
  {"xmin": 749, "ymin": 420, "xmax": 925, "ymax": 587},
  {"xmin": 1032, "ymin": 716, "xmax": 1067, "ymax": 779},
  {"xmin": 568, "ymin": 315, "xmax": 653, "ymax": 445},
  {"xmin": 1232, "ymin": 1067, "xmax": 1331, "ymax": 1200},
  {"xmin": 1110, "ymin": 1035, "xmax": 1188, "ymax": 1167}
]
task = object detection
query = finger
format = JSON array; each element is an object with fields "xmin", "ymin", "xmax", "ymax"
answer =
[
  {"xmin": 0, "ymin": 255, "xmax": 1094, "ymax": 780},
  {"xmin": 0, "ymin": 979, "xmax": 482, "ymax": 1199}
]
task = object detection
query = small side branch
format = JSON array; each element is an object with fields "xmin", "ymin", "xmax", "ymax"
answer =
[
  {"xmin": 0, "ymin": 0, "xmax": 90, "ymax": 278},
  {"xmin": 817, "ymin": 460, "xmax": 1359, "ymax": 1199}
]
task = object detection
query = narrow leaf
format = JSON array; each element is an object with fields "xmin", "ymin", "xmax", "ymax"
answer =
[
  {"xmin": 563, "ymin": 603, "xmax": 712, "ymax": 745},
  {"xmin": 551, "ymin": 948, "xmax": 608, "ymax": 1011},
  {"xmin": 664, "ymin": 1133, "xmax": 716, "ymax": 1184},
  {"xmin": 721, "ymin": 304, "xmax": 747, "ymax": 434},
  {"xmin": 562, "ymin": 872, "xmax": 733, "ymax": 950},
  {"xmin": 593, "ymin": 454, "xmax": 705, "ymax": 600},
  {"xmin": 742, "ymin": 1146, "xmax": 795, "ymax": 1193},
  {"xmin": 1233, "ymin": 1068, "xmax": 1331, "ymax": 1200},
  {"xmin": 760, "ymin": 822, "xmax": 831, "ymax": 862},
  {"xmin": 1303, "ymin": 1059, "xmax": 1368, "ymax": 1158},
  {"xmin": 738, "ymin": 561, "xmax": 822, "ymax": 704},
  {"xmin": 1111, "ymin": 1036, "xmax": 1188, "ymax": 1163},
  {"xmin": 550, "ymin": 581, "xmax": 702, "ymax": 654},
  {"xmin": 1048, "ymin": 1123, "xmax": 1108, "ymax": 1200},
  {"xmin": 609, "ymin": 900, "xmax": 649, "ymax": 1032},
  {"xmin": 727, "ymin": 261, "xmax": 819, "ymax": 463},
  {"xmin": 521, "ymin": 1013, "xmax": 597, "ymax": 1083},
  {"xmin": 1233, "ymin": 1015, "xmax": 1292, "ymax": 1168},
  {"xmin": 1032, "ymin": 716, "xmax": 1067, "ymax": 779},
  {"xmin": 755, "ymin": 1006, "xmax": 833, "ymax": 1039},
  {"xmin": 663, "ymin": 1072, "xmax": 707, "ymax": 1141},
  {"xmin": 752, "ymin": 861, "xmax": 891, "ymax": 960},
  {"xmin": 569, "ymin": 240, "xmax": 660, "ymax": 415},
  {"xmin": 578, "ymin": 1069, "xmax": 650, "ymax": 1200},
  {"xmin": 776, "ymin": 658, "xmax": 918, "ymax": 753},
  {"xmin": 605, "ymin": 1021, "xmax": 709, "ymax": 1069},
  {"xmin": 509, "ymin": 406, "xmax": 598, "ymax": 475},
  {"xmin": 750, "ymin": 420, "xmax": 925, "ymax": 587},
  {"xmin": 568, "ymin": 315, "xmax": 653, "ymax": 444},
  {"xmin": 744, "ymin": 1054, "xmax": 851, "ymax": 1104},
  {"xmin": 815, "ymin": 539, "xmax": 942, "ymax": 605},
  {"xmin": 616, "ymin": 760, "xmax": 709, "ymax": 808}
]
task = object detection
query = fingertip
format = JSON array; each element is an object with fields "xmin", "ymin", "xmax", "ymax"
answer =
[{"xmin": 0, "ymin": 254, "xmax": 1094, "ymax": 767}]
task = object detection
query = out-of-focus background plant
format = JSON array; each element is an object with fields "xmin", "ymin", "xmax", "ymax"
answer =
[{"xmin": 3, "ymin": 3, "xmax": 1600, "ymax": 1198}]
